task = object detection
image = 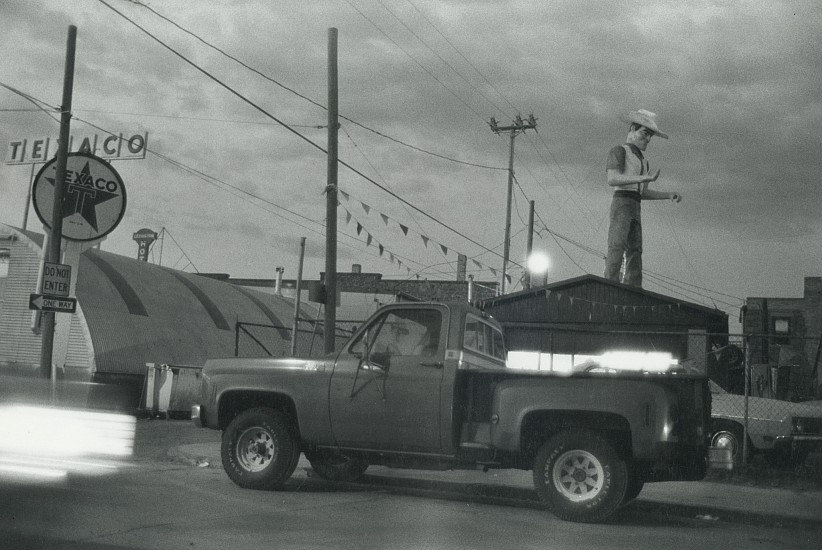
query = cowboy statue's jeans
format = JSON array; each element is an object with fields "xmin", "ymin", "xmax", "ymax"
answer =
[{"xmin": 605, "ymin": 194, "xmax": 642, "ymax": 287}]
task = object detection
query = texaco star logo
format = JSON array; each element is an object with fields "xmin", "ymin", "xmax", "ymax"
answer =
[{"xmin": 32, "ymin": 153, "xmax": 127, "ymax": 242}]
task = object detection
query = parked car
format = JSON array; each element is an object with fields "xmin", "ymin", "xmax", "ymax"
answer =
[{"xmin": 709, "ymin": 380, "xmax": 822, "ymax": 467}]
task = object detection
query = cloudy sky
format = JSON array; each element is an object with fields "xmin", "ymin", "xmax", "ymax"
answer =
[{"xmin": 1, "ymin": 0, "xmax": 820, "ymax": 327}]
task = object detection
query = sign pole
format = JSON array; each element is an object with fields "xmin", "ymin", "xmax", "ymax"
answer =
[
  {"xmin": 22, "ymin": 163, "xmax": 35, "ymax": 230},
  {"xmin": 39, "ymin": 25, "xmax": 76, "ymax": 380}
]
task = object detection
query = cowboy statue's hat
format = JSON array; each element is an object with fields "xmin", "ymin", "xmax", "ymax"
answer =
[{"xmin": 620, "ymin": 109, "xmax": 669, "ymax": 139}]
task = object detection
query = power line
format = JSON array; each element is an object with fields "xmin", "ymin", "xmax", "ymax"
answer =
[
  {"xmin": 374, "ymin": 0, "xmax": 510, "ymax": 117},
  {"xmin": 402, "ymin": 0, "xmax": 520, "ymax": 117},
  {"xmin": 343, "ymin": 0, "xmax": 491, "ymax": 125},
  {"xmin": 98, "ymin": 0, "xmax": 511, "ymax": 266},
  {"xmin": 122, "ymin": 0, "xmax": 505, "ymax": 172}
]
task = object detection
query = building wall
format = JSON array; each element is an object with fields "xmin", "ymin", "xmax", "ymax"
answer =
[
  {"xmin": 744, "ymin": 277, "xmax": 822, "ymax": 398},
  {"xmin": 0, "ymin": 230, "xmax": 65, "ymax": 375}
]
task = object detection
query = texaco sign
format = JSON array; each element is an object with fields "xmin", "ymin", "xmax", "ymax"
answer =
[{"xmin": 32, "ymin": 152, "xmax": 127, "ymax": 242}]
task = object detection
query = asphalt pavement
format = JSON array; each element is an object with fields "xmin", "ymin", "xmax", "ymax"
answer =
[{"xmin": 138, "ymin": 418, "xmax": 822, "ymax": 529}]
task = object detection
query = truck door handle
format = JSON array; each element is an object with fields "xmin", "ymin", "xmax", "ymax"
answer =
[{"xmin": 419, "ymin": 361, "xmax": 443, "ymax": 369}]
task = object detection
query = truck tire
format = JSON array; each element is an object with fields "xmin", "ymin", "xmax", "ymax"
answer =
[
  {"xmin": 305, "ymin": 451, "xmax": 368, "ymax": 482},
  {"xmin": 532, "ymin": 430, "xmax": 628, "ymax": 523},
  {"xmin": 619, "ymin": 463, "xmax": 645, "ymax": 507},
  {"xmin": 221, "ymin": 408, "xmax": 300, "ymax": 490}
]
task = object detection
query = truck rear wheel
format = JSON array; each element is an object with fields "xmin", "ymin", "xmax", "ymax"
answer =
[
  {"xmin": 221, "ymin": 408, "xmax": 300, "ymax": 490},
  {"xmin": 305, "ymin": 451, "xmax": 368, "ymax": 482},
  {"xmin": 532, "ymin": 430, "xmax": 627, "ymax": 523}
]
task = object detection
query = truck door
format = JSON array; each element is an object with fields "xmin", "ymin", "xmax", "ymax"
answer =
[{"xmin": 329, "ymin": 306, "xmax": 446, "ymax": 453}]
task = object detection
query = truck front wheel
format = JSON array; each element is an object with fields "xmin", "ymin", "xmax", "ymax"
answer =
[
  {"xmin": 532, "ymin": 430, "xmax": 627, "ymax": 523},
  {"xmin": 221, "ymin": 408, "xmax": 300, "ymax": 490}
]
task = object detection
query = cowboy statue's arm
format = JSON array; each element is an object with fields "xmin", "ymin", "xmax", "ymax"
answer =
[
  {"xmin": 607, "ymin": 167, "xmax": 660, "ymax": 188},
  {"xmin": 641, "ymin": 188, "xmax": 682, "ymax": 202}
]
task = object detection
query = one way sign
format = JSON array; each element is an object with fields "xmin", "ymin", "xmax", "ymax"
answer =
[{"xmin": 29, "ymin": 294, "xmax": 77, "ymax": 314}]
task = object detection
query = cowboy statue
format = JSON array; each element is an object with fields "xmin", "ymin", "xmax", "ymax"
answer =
[{"xmin": 604, "ymin": 109, "xmax": 682, "ymax": 287}]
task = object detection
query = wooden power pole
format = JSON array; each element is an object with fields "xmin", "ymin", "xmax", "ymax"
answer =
[
  {"xmin": 324, "ymin": 28, "xmax": 338, "ymax": 354},
  {"xmin": 40, "ymin": 25, "xmax": 76, "ymax": 380},
  {"xmin": 490, "ymin": 114, "xmax": 537, "ymax": 294}
]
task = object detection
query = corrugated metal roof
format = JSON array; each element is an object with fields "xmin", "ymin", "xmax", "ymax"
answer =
[
  {"xmin": 481, "ymin": 274, "xmax": 728, "ymax": 318},
  {"xmin": 1, "ymin": 224, "xmax": 317, "ymax": 377}
]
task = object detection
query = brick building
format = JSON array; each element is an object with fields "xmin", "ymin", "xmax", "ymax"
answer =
[{"xmin": 743, "ymin": 277, "xmax": 822, "ymax": 399}]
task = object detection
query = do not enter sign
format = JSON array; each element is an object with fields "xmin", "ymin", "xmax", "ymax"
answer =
[{"xmin": 42, "ymin": 262, "xmax": 71, "ymax": 297}]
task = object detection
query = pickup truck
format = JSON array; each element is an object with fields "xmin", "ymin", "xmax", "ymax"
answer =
[{"xmin": 192, "ymin": 301, "xmax": 710, "ymax": 523}]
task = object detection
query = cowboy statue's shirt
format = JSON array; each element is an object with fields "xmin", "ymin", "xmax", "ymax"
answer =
[{"xmin": 606, "ymin": 143, "xmax": 649, "ymax": 194}]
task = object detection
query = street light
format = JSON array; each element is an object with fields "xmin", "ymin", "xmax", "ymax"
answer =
[{"xmin": 526, "ymin": 252, "xmax": 550, "ymax": 288}]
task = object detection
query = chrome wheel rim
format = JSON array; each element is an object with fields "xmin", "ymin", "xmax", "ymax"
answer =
[
  {"xmin": 236, "ymin": 426, "xmax": 275, "ymax": 472},
  {"xmin": 711, "ymin": 431, "xmax": 739, "ymax": 456},
  {"xmin": 550, "ymin": 449, "xmax": 604, "ymax": 502}
]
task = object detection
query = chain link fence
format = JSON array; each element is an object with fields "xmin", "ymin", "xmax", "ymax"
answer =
[{"xmin": 708, "ymin": 333, "xmax": 822, "ymax": 481}]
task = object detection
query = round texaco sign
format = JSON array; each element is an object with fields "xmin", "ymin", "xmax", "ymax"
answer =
[{"xmin": 32, "ymin": 152, "xmax": 127, "ymax": 242}]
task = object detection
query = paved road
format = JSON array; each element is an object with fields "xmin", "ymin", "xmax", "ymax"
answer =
[{"xmin": 0, "ymin": 419, "xmax": 820, "ymax": 549}]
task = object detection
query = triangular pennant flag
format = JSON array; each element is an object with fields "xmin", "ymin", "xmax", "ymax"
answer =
[
  {"xmin": 366, "ymin": 233, "xmax": 373, "ymax": 246},
  {"xmin": 397, "ymin": 259, "xmax": 402, "ymax": 268},
  {"xmin": 340, "ymin": 190, "xmax": 350, "ymax": 201},
  {"xmin": 380, "ymin": 213, "xmax": 389, "ymax": 225},
  {"xmin": 490, "ymin": 268, "xmax": 497, "ymax": 276},
  {"xmin": 440, "ymin": 244, "xmax": 448, "ymax": 256},
  {"xmin": 361, "ymin": 202, "xmax": 370, "ymax": 214},
  {"xmin": 421, "ymin": 236, "xmax": 429, "ymax": 247},
  {"xmin": 505, "ymin": 274, "xmax": 512, "ymax": 284},
  {"xmin": 399, "ymin": 224, "xmax": 409, "ymax": 236},
  {"xmin": 356, "ymin": 223, "xmax": 362, "ymax": 235},
  {"xmin": 389, "ymin": 253, "xmax": 395, "ymax": 263},
  {"xmin": 378, "ymin": 244, "xmax": 384, "ymax": 256},
  {"xmin": 345, "ymin": 210, "xmax": 352, "ymax": 224}
]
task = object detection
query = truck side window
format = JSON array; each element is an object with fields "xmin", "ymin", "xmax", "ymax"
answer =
[
  {"xmin": 491, "ymin": 327, "xmax": 506, "ymax": 360},
  {"xmin": 465, "ymin": 316, "xmax": 505, "ymax": 359}
]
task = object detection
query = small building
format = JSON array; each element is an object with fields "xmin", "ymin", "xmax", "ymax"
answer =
[
  {"xmin": 0, "ymin": 224, "xmax": 316, "ymax": 407},
  {"xmin": 479, "ymin": 274, "xmax": 730, "ymax": 376},
  {"xmin": 744, "ymin": 277, "xmax": 822, "ymax": 400},
  {"xmin": 201, "ymin": 263, "xmax": 499, "ymax": 327}
]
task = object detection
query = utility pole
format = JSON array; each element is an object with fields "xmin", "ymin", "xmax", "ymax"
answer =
[
  {"xmin": 291, "ymin": 237, "xmax": 306, "ymax": 356},
  {"xmin": 324, "ymin": 28, "xmax": 338, "ymax": 354},
  {"xmin": 39, "ymin": 25, "xmax": 76, "ymax": 380},
  {"xmin": 525, "ymin": 200, "xmax": 535, "ymax": 290},
  {"xmin": 491, "ymin": 114, "xmax": 537, "ymax": 294}
]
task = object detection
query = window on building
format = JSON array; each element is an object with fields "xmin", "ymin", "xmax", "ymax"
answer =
[
  {"xmin": 772, "ymin": 317, "xmax": 791, "ymax": 345},
  {"xmin": 0, "ymin": 248, "xmax": 9, "ymax": 278}
]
